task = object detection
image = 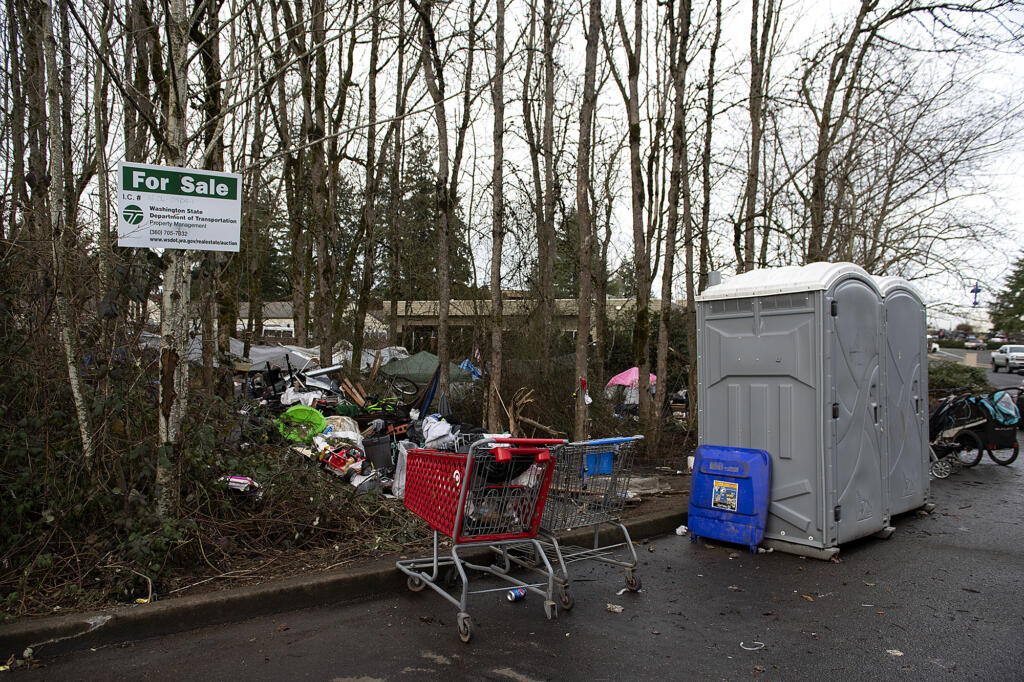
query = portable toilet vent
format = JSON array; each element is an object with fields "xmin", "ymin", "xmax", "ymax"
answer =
[{"xmin": 696, "ymin": 262, "xmax": 896, "ymax": 557}]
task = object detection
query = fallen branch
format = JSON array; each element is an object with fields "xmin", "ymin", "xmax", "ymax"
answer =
[{"xmin": 518, "ymin": 415, "xmax": 564, "ymax": 436}]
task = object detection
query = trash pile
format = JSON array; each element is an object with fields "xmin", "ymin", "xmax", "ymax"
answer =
[{"xmin": 228, "ymin": 343, "xmax": 490, "ymax": 498}]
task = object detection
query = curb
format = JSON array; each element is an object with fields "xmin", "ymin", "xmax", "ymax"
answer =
[{"xmin": 0, "ymin": 506, "xmax": 686, "ymax": 660}]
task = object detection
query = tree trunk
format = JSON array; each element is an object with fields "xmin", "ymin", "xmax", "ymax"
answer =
[
  {"xmin": 43, "ymin": 0, "xmax": 96, "ymax": 464},
  {"xmin": 488, "ymin": 0, "xmax": 506, "ymax": 433},
  {"xmin": 5, "ymin": 0, "xmax": 27, "ymax": 244},
  {"xmin": 388, "ymin": 3, "xmax": 407, "ymax": 346},
  {"xmin": 611, "ymin": 0, "xmax": 652, "ymax": 433},
  {"xmin": 654, "ymin": 0, "xmax": 691, "ymax": 455},
  {"xmin": 694, "ymin": 0, "xmax": 721, "ymax": 426},
  {"xmin": 411, "ymin": 0, "xmax": 477, "ymax": 397},
  {"xmin": 573, "ymin": 0, "xmax": 601, "ymax": 442},
  {"xmin": 352, "ymin": 1, "xmax": 381, "ymax": 377},
  {"xmin": 157, "ymin": 0, "xmax": 191, "ymax": 518},
  {"xmin": 413, "ymin": 0, "xmax": 453, "ymax": 395},
  {"xmin": 806, "ymin": 0, "xmax": 872, "ymax": 263},
  {"xmin": 94, "ymin": 0, "xmax": 113, "ymax": 298},
  {"xmin": 539, "ymin": 0, "xmax": 556, "ymax": 378},
  {"xmin": 309, "ymin": 0, "xmax": 333, "ymax": 366},
  {"xmin": 741, "ymin": 0, "xmax": 774, "ymax": 273}
]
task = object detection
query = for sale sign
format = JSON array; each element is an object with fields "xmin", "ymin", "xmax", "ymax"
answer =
[{"xmin": 117, "ymin": 161, "xmax": 242, "ymax": 252}]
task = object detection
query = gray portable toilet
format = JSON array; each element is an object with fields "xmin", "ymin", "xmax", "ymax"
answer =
[
  {"xmin": 696, "ymin": 262, "xmax": 888, "ymax": 558},
  {"xmin": 873, "ymin": 276, "xmax": 930, "ymax": 516}
]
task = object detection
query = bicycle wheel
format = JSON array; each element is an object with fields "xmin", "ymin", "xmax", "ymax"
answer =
[
  {"xmin": 390, "ymin": 376, "xmax": 419, "ymax": 397},
  {"xmin": 987, "ymin": 440, "xmax": 1019, "ymax": 465},
  {"xmin": 954, "ymin": 430, "xmax": 984, "ymax": 467}
]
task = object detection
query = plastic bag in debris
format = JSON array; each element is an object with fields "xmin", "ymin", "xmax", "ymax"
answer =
[
  {"xmin": 281, "ymin": 385, "xmax": 323, "ymax": 407},
  {"xmin": 392, "ymin": 440, "xmax": 416, "ymax": 499},
  {"xmin": 511, "ymin": 463, "xmax": 545, "ymax": 488},
  {"xmin": 422, "ymin": 414, "xmax": 454, "ymax": 450},
  {"xmin": 322, "ymin": 416, "xmax": 362, "ymax": 447}
]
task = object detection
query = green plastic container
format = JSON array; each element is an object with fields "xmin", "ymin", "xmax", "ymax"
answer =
[{"xmin": 277, "ymin": 405, "xmax": 327, "ymax": 443}]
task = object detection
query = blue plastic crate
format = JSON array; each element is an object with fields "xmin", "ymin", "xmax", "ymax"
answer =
[{"xmin": 688, "ymin": 445, "xmax": 771, "ymax": 553}]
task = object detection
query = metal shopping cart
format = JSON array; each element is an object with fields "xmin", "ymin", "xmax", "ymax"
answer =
[
  {"xmin": 502, "ymin": 436, "xmax": 642, "ymax": 609},
  {"xmin": 396, "ymin": 437, "xmax": 566, "ymax": 642}
]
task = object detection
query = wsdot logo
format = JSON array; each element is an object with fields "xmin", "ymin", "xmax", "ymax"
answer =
[{"xmin": 122, "ymin": 204, "xmax": 144, "ymax": 225}]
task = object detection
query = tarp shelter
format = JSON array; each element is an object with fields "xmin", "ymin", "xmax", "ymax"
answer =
[
  {"xmin": 605, "ymin": 367, "xmax": 658, "ymax": 388},
  {"xmin": 380, "ymin": 350, "xmax": 473, "ymax": 385},
  {"xmin": 604, "ymin": 367, "xmax": 657, "ymax": 405},
  {"xmin": 138, "ymin": 333, "xmax": 314, "ymax": 370}
]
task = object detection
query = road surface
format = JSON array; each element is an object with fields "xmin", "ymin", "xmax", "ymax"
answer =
[{"xmin": 12, "ymin": 442, "xmax": 1024, "ymax": 681}]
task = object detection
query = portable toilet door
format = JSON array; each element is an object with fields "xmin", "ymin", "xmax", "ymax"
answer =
[
  {"xmin": 824, "ymin": 274, "xmax": 888, "ymax": 544},
  {"xmin": 874, "ymin": 276, "xmax": 929, "ymax": 516}
]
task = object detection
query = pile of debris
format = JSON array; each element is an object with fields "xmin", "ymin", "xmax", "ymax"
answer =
[{"xmin": 227, "ymin": 343, "xmax": 492, "ymax": 498}]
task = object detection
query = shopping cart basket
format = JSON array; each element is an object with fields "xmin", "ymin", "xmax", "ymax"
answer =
[
  {"xmin": 396, "ymin": 437, "xmax": 566, "ymax": 642},
  {"xmin": 501, "ymin": 436, "xmax": 642, "ymax": 609}
]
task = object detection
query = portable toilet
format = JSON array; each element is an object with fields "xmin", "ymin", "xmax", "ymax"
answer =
[
  {"xmin": 696, "ymin": 262, "xmax": 888, "ymax": 557},
  {"xmin": 873, "ymin": 276, "xmax": 930, "ymax": 516}
]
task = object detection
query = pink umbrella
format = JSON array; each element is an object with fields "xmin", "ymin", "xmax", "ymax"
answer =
[{"xmin": 606, "ymin": 367, "xmax": 657, "ymax": 388}]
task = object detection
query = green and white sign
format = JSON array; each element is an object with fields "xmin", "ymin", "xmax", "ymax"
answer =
[{"xmin": 117, "ymin": 161, "xmax": 241, "ymax": 252}]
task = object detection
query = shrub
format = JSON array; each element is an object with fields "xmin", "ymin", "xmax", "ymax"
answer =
[{"xmin": 928, "ymin": 360, "xmax": 991, "ymax": 394}]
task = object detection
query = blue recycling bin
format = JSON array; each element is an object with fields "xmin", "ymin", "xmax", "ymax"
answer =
[{"xmin": 688, "ymin": 445, "xmax": 771, "ymax": 553}]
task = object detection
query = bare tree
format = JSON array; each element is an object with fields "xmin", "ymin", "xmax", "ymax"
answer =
[
  {"xmin": 603, "ymin": 0, "xmax": 653, "ymax": 431},
  {"xmin": 738, "ymin": 0, "xmax": 777, "ymax": 272},
  {"xmin": 693, "ymin": 0, "xmax": 722, "ymax": 425},
  {"xmin": 573, "ymin": 0, "xmax": 601, "ymax": 441},
  {"xmin": 409, "ymin": 0, "xmax": 480, "ymax": 396},
  {"xmin": 388, "ymin": 2, "xmax": 409, "ymax": 346},
  {"xmin": 488, "ymin": 0, "xmax": 506, "ymax": 432},
  {"xmin": 156, "ymin": 0, "xmax": 192, "ymax": 517},
  {"xmin": 521, "ymin": 0, "xmax": 563, "ymax": 377},
  {"xmin": 42, "ymin": 0, "xmax": 96, "ymax": 463},
  {"xmin": 652, "ymin": 0, "xmax": 691, "ymax": 455},
  {"xmin": 196, "ymin": 0, "xmax": 225, "ymax": 392},
  {"xmin": 351, "ymin": 1, "xmax": 383, "ymax": 374}
]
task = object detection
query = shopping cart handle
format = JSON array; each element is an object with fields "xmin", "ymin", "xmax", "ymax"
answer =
[
  {"xmin": 493, "ymin": 446, "xmax": 551, "ymax": 464},
  {"xmin": 491, "ymin": 437, "xmax": 567, "ymax": 447}
]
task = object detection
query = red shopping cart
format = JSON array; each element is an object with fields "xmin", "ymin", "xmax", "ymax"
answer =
[{"xmin": 396, "ymin": 437, "xmax": 565, "ymax": 642}]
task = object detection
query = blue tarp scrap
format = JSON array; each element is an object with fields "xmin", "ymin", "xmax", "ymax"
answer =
[{"xmin": 459, "ymin": 359, "xmax": 482, "ymax": 380}]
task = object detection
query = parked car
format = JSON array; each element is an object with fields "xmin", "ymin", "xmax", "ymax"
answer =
[
  {"xmin": 964, "ymin": 338, "xmax": 987, "ymax": 350},
  {"xmin": 990, "ymin": 336, "xmax": 1008, "ymax": 344},
  {"xmin": 992, "ymin": 345, "xmax": 1024, "ymax": 373}
]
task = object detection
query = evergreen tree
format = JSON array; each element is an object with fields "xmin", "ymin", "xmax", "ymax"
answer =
[
  {"xmin": 989, "ymin": 252, "xmax": 1024, "ymax": 336},
  {"xmin": 554, "ymin": 209, "xmax": 580, "ymax": 297},
  {"xmin": 377, "ymin": 128, "xmax": 474, "ymax": 301}
]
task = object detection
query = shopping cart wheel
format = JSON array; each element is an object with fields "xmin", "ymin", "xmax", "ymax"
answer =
[
  {"xmin": 406, "ymin": 575, "xmax": 426, "ymax": 592},
  {"xmin": 625, "ymin": 572, "xmax": 642, "ymax": 592},
  {"xmin": 544, "ymin": 600, "xmax": 558, "ymax": 620},
  {"xmin": 559, "ymin": 586, "xmax": 575, "ymax": 611},
  {"xmin": 457, "ymin": 613, "xmax": 473, "ymax": 643}
]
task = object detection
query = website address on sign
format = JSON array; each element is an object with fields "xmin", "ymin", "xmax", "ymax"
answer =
[{"xmin": 155, "ymin": 238, "xmax": 238, "ymax": 246}]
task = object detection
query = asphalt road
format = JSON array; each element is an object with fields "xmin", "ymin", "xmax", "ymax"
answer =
[{"xmin": 12, "ymin": 441, "xmax": 1024, "ymax": 682}]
